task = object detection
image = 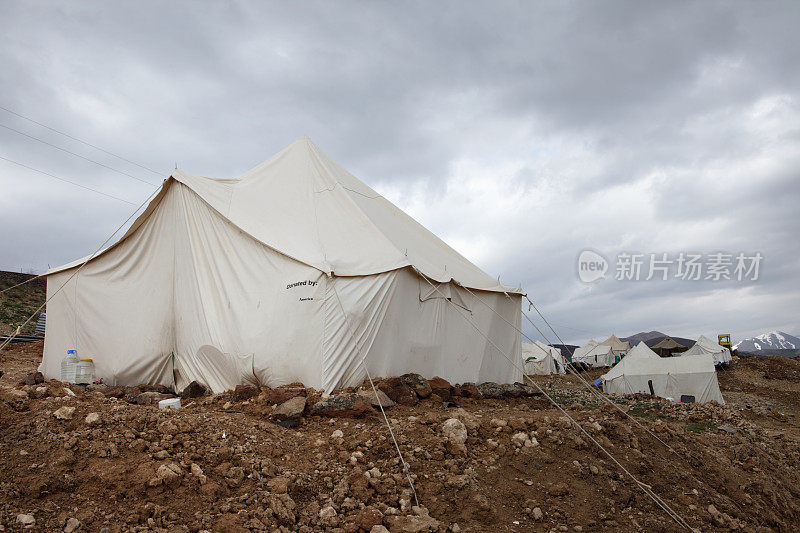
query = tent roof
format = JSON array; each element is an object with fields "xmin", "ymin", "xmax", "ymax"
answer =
[
  {"xmin": 652, "ymin": 336, "xmax": 686, "ymax": 350},
  {"xmin": 625, "ymin": 341, "xmax": 660, "ymax": 360},
  {"xmin": 46, "ymin": 136, "xmax": 521, "ymax": 294},
  {"xmin": 603, "ymin": 349, "xmax": 715, "ymax": 382},
  {"xmin": 599, "ymin": 334, "xmax": 631, "ymax": 351}
]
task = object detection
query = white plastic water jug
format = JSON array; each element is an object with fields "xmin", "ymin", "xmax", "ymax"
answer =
[
  {"xmin": 60, "ymin": 349, "xmax": 79, "ymax": 383},
  {"xmin": 75, "ymin": 358, "xmax": 95, "ymax": 384}
]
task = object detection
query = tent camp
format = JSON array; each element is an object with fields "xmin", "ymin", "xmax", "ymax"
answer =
[
  {"xmin": 571, "ymin": 343, "xmax": 614, "ymax": 368},
  {"xmin": 681, "ymin": 335, "xmax": 732, "ymax": 366},
  {"xmin": 40, "ymin": 136, "xmax": 524, "ymax": 393},
  {"xmin": 599, "ymin": 334, "xmax": 631, "ymax": 355},
  {"xmin": 601, "ymin": 342, "xmax": 724, "ymax": 404},
  {"xmin": 522, "ymin": 341, "xmax": 566, "ymax": 375},
  {"xmin": 651, "ymin": 336, "xmax": 689, "ymax": 357}
]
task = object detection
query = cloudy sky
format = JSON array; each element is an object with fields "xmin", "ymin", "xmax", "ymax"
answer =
[{"xmin": 1, "ymin": 1, "xmax": 798, "ymax": 344}]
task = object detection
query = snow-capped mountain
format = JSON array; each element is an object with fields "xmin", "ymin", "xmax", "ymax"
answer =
[{"xmin": 734, "ymin": 331, "xmax": 800, "ymax": 351}]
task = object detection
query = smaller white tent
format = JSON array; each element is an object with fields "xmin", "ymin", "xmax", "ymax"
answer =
[
  {"xmin": 572, "ymin": 343, "xmax": 614, "ymax": 367},
  {"xmin": 602, "ymin": 343, "xmax": 724, "ymax": 404},
  {"xmin": 681, "ymin": 335, "xmax": 732, "ymax": 366},
  {"xmin": 522, "ymin": 341, "xmax": 566, "ymax": 375}
]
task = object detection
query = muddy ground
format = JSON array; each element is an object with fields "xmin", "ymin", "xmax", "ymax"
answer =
[{"xmin": 1, "ymin": 342, "xmax": 800, "ymax": 532}]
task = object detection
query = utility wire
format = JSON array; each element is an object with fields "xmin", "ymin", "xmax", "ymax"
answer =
[
  {"xmin": 0, "ymin": 104, "xmax": 164, "ymax": 176},
  {"xmin": 0, "ymin": 122, "xmax": 158, "ymax": 186},
  {"xmin": 0, "ymin": 155, "xmax": 137, "ymax": 205}
]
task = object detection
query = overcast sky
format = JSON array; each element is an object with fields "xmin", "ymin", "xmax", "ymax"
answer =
[{"xmin": 1, "ymin": 1, "xmax": 798, "ymax": 344}]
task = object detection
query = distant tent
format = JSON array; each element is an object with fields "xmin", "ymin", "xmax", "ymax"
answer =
[
  {"xmin": 522, "ymin": 341, "xmax": 566, "ymax": 375},
  {"xmin": 602, "ymin": 344, "xmax": 724, "ymax": 404},
  {"xmin": 599, "ymin": 334, "xmax": 631, "ymax": 355},
  {"xmin": 571, "ymin": 343, "xmax": 614, "ymax": 367},
  {"xmin": 651, "ymin": 336, "xmax": 688, "ymax": 357},
  {"xmin": 681, "ymin": 335, "xmax": 732, "ymax": 366}
]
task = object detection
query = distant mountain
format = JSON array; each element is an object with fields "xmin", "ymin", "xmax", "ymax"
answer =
[
  {"xmin": 734, "ymin": 331, "xmax": 800, "ymax": 352},
  {"xmin": 620, "ymin": 331, "xmax": 695, "ymax": 348},
  {"xmin": 620, "ymin": 331, "xmax": 666, "ymax": 344}
]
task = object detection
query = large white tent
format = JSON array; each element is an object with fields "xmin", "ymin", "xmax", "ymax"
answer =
[
  {"xmin": 522, "ymin": 341, "xmax": 565, "ymax": 375},
  {"xmin": 681, "ymin": 335, "xmax": 732, "ymax": 366},
  {"xmin": 571, "ymin": 343, "xmax": 614, "ymax": 367},
  {"xmin": 599, "ymin": 334, "xmax": 631, "ymax": 355},
  {"xmin": 601, "ymin": 342, "xmax": 724, "ymax": 404},
  {"xmin": 41, "ymin": 136, "xmax": 523, "ymax": 393}
]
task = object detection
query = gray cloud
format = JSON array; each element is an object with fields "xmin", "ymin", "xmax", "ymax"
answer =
[{"xmin": 1, "ymin": 0, "xmax": 798, "ymax": 343}]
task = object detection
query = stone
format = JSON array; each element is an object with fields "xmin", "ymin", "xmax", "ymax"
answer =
[
  {"xmin": 64, "ymin": 517, "xmax": 81, "ymax": 533},
  {"xmin": 180, "ymin": 380, "xmax": 208, "ymax": 398},
  {"xmin": 53, "ymin": 406, "xmax": 75, "ymax": 420},
  {"xmin": 311, "ymin": 394, "xmax": 370, "ymax": 418},
  {"xmin": 16, "ymin": 514, "xmax": 35, "ymax": 526},
  {"xmin": 85, "ymin": 412, "xmax": 101, "ymax": 426},
  {"xmin": 126, "ymin": 391, "xmax": 173, "ymax": 405},
  {"xmin": 99, "ymin": 385, "xmax": 126, "ymax": 398},
  {"xmin": 401, "ymin": 373, "xmax": 432, "ymax": 398},
  {"xmin": 378, "ymin": 377, "xmax": 418, "ymax": 406},
  {"xmin": 548, "ymin": 483, "xmax": 570, "ymax": 497},
  {"xmin": 532, "ymin": 507, "xmax": 543, "ymax": 520},
  {"xmin": 157, "ymin": 462, "xmax": 183, "ymax": 487},
  {"xmin": 384, "ymin": 512, "xmax": 440, "ymax": 533},
  {"xmin": 267, "ymin": 493, "xmax": 297, "ymax": 525},
  {"xmin": 442, "ymin": 418, "xmax": 468, "ymax": 456},
  {"xmin": 427, "ymin": 376, "xmax": 451, "ymax": 401},
  {"xmin": 476, "ymin": 382, "xmax": 504, "ymax": 399},
  {"xmin": 356, "ymin": 507, "xmax": 384, "ymax": 531},
  {"xmin": 20, "ymin": 371, "xmax": 44, "ymax": 386},
  {"xmin": 319, "ymin": 505, "xmax": 337, "ymax": 519},
  {"xmin": 266, "ymin": 385, "xmax": 307, "ymax": 405},
  {"xmin": 267, "ymin": 476, "xmax": 291, "ymax": 494},
  {"xmin": 270, "ymin": 396, "xmax": 307, "ymax": 422},
  {"xmin": 371, "ymin": 526, "xmax": 390, "ymax": 533},
  {"xmin": 232, "ymin": 384, "xmax": 259, "ymax": 402},
  {"xmin": 331, "ymin": 429, "xmax": 344, "ymax": 439},
  {"xmin": 357, "ymin": 389, "xmax": 395, "ymax": 409},
  {"xmin": 458, "ymin": 383, "xmax": 481, "ymax": 398},
  {"xmin": 511, "ymin": 432, "xmax": 529, "ymax": 447}
]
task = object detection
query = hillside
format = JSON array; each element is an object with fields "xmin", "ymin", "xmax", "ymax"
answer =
[{"xmin": 0, "ymin": 271, "xmax": 45, "ymax": 335}]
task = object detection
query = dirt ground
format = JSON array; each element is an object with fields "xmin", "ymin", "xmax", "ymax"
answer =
[{"xmin": 2, "ymin": 343, "xmax": 800, "ymax": 532}]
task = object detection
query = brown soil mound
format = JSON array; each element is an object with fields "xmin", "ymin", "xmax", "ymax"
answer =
[{"xmin": 2, "ymin": 343, "xmax": 800, "ymax": 531}]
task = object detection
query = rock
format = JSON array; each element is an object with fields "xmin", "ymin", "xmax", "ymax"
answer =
[
  {"xmin": 84, "ymin": 412, "xmax": 101, "ymax": 426},
  {"xmin": 267, "ymin": 493, "xmax": 297, "ymax": 525},
  {"xmin": 331, "ymin": 429, "xmax": 344, "ymax": 439},
  {"xmin": 458, "ymin": 383, "xmax": 481, "ymax": 398},
  {"xmin": 0, "ymin": 387, "xmax": 30, "ymax": 410},
  {"xmin": 319, "ymin": 505, "xmax": 337, "ymax": 519},
  {"xmin": 548, "ymin": 483, "xmax": 570, "ymax": 497},
  {"xmin": 427, "ymin": 376, "xmax": 451, "ymax": 401},
  {"xmin": 356, "ymin": 507, "xmax": 384, "ymax": 531},
  {"xmin": 99, "ymin": 385, "xmax": 126, "ymax": 398},
  {"xmin": 357, "ymin": 389, "xmax": 395, "ymax": 409},
  {"xmin": 267, "ymin": 476, "xmax": 291, "ymax": 494},
  {"xmin": 232, "ymin": 384, "xmax": 259, "ymax": 402},
  {"xmin": 442, "ymin": 418, "xmax": 468, "ymax": 456},
  {"xmin": 132, "ymin": 383, "xmax": 172, "ymax": 394},
  {"xmin": 190, "ymin": 463, "xmax": 207, "ymax": 484},
  {"xmin": 451, "ymin": 408, "xmax": 480, "ymax": 432},
  {"xmin": 156, "ymin": 462, "xmax": 183, "ymax": 487},
  {"xmin": 53, "ymin": 406, "xmax": 75, "ymax": 420},
  {"xmin": 532, "ymin": 507, "xmax": 543, "ymax": 520},
  {"xmin": 511, "ymin": 432, "xmax": 529, "ymax": 447},
  {"xmin": 16, "ymin": 514, "xmax": 35, "ymax": 526},
  {"xmin": 401, "ymin": 373, "xmax": 433, "ymax": 398},
  {"xmin": 311, "ymin": 394, "xmax": 369, "ymax": 418},
  {"xmin": 266, "ymin": 385, "xmax": 307, "ymax": 405},
  {"xmin": 270, "ymin": 396, "xmax": 307, "ymax": 421},
  {"xmin": 477, "ymin": 382, "xmax": 504, "ymax": 399},
  {"xmin": 126, "ymin": 391, "xmax": 173, "ymax": 405},
  {"xmin": 64, "ymin": 517, "xmax": 81, "ymax": 532},
  {"xmin": 378, "ymin": 377, "xmax": 418, "ymax": 406},
  {"xmin": 20, "ymin": 371, "xmax": 44, "ymax": 386},
  {"xmin": 384, "ymin": 511, "xmax": 440, "ymax": 533},
  {"xmin": 371, "ymin": 526, "xmax": 390, "ymax": 533},
  {"xmin": 180, "ymin": 380, "xmax": 209, "ymax": 398}
]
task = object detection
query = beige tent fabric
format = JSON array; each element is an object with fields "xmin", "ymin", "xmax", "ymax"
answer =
[
  {"xmin": 572, "ymin": 343, "xmax": 614, "ymax": 367},
  {"xmin": 599, "ymin": 334, "xmax": 631, "ymax": 354},
  {"xmin": 41, "ymin": 139, "xmax": 523, "ymax": 392},
  {"xmin": 651, "ymin": 336, "xmax": 688, "ymax": 357},
  {"xmin": 522, "ymin": 341, "xmax": 565, "ymax": 375},
  {"xmin": 681, "ymin": 335, "xmax": 732, "ymax": 365},
  {"xmin": 602, "ymin": 349, "xmax": 724, "ymax": 404}
]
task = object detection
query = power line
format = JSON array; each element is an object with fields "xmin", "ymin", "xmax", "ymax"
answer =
[
  {"xmin": 0, "ymin": 155, "xmax": 137, "ymax": 205},
  {"xmin": 0, "ymin": 104, "xmax": 164, "ymax": 176},
  {"xmin": 0, "ymin": 122, "xmax": 158, "ymax": 186}
]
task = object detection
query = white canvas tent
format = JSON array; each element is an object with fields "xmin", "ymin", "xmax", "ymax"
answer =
[
  {"xmin": 599, "ymin": 334, "xmax": 631, "ymax": 355},
  {"xmin": 571, "ymin": 343, "xmax": 614, "ymax": 367},
  {"xmin": 602, "ymin": 342, "xmax": 724, "ymax": 404},
  {"xmin": 41, "ymin": 136, "xmax": 523, "ymax": 393},
  {"xmin": 522, "ymin": 341, "xmax": 566, "ymax": 375},
  {"xmin": 681, "ymin": 335, "xmax": 732, "ymax": 366}
]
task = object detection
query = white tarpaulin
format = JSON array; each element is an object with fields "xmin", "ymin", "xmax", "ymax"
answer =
[
  {"xmin": 602, "ymin": 344, "xmax": 724, "ymax": 404},
  {"xmin": 522, "ymin": 341, "xmax": 565, "ymax": 375},
  {"xmin": 572, "ymin": 343, "xmax": 614, "ymax": 367},
  {"xmin": 681, "ymin": 335, "xmax": 733, "ymax": 366},
  {"xmin": 41, "ymin": 137, "xmax": 523, "ymax": 393}
]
